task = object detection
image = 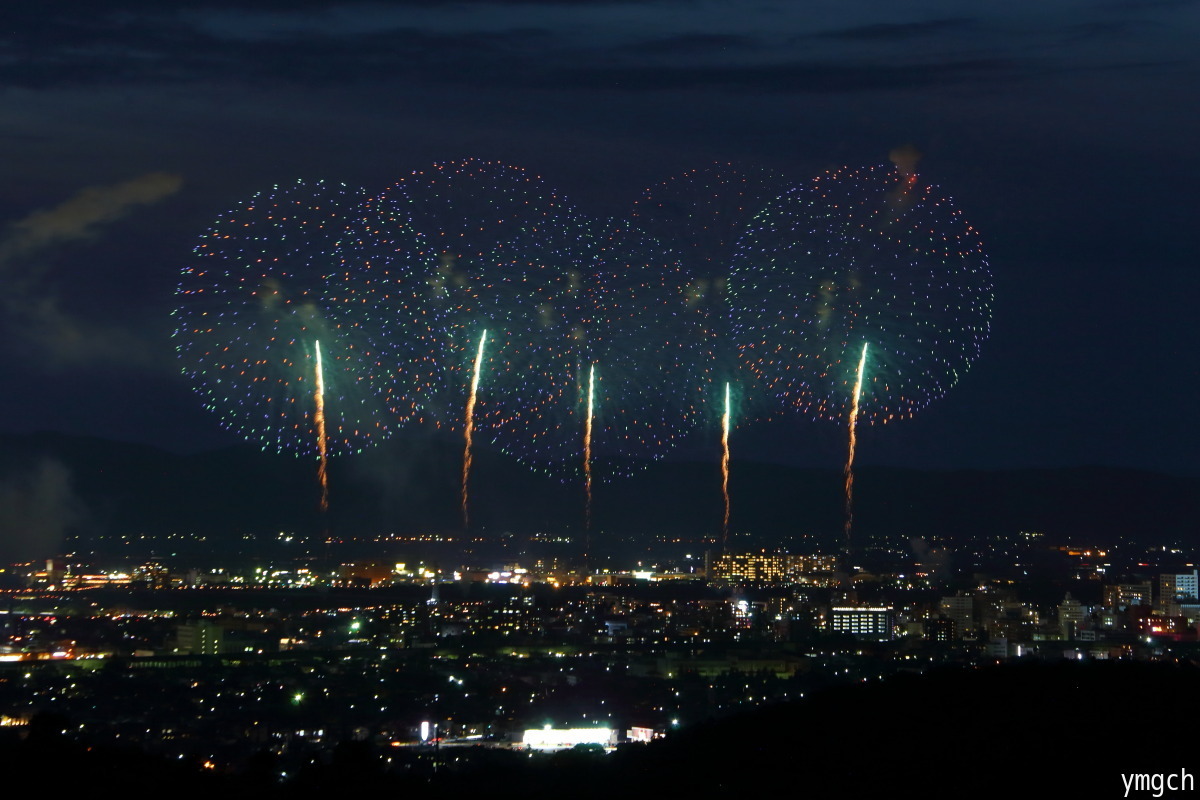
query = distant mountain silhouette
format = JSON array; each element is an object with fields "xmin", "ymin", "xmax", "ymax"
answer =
[{"xmin": 0, "ymin": 431, "xmax": 1196, "ymax": 561}]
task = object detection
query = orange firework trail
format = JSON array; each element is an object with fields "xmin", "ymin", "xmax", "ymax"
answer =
[
  {"xmin": 844, "ymin": 342, "xmax": 869, "ymax": 544},
  {"xmin": 721, "ymin": 381, "xmax": 732, "ymax": 549},
  {"xmin": 314, "ymin": 340, "xmax": 328, "ymax": 513},
  {"xmin": 584, "ymin": 363, "xmax": 596, "ymax": 531},
  {"xmin": 462, "ymin": 330, "xmax": 488, "ymax": 529}
]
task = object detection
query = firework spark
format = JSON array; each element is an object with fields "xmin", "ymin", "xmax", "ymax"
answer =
[
  {"xmin": 584, "ymin": 363, "xmax": 596, "ymax": 530},
  {"xmin": 314, "ymin": 340, "xmax": 329, "ymax": 513},
  {"xmin": 844, "ymin": 342, "xmax": 869, "ymax": 544},
  {"xmin": 462, "ymin": 329, "xmax": 488, "ymax": 529},
  {"xmin": 721, "ymin": 381, "xmax": 732, "ymax": 549}
]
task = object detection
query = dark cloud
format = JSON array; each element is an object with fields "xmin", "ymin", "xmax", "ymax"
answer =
[
  {"xmin": 815, "ymin": 18, "xmax": 975, "ymax": 41},
  {"xmin": 2, "ymin": 172, "xmax": 182, "ymax": 257},
  {"xmin": 543, "ymin": 58, "xmax": 1020, "ymax": 94},
  {"xmin": 5, "ymin": 0, "xmax": 642, "ymax": 14},
  {"xmin": 1099, "ymin": 0, "xmax": 1200, "ymax": 10},
  {"xmin": 1055, "ymin": 19, "xmax": 1156, "ymax": 44},
  {"xmin": 3, "ymin": 2, "xmax": 1192, "ymax": 98},
  {"xmin": 0, "ymin": 173, "xmax": 183, "ymax": 366},
  {"xmin": 0, "ymin": 19, "xmax": 556, "ymax": 88},
  {"xmin": 614, "ymin": 33, "xmax": 758, "ymax": 57}
]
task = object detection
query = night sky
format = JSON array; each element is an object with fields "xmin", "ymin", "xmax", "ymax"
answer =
[{"xmin": 1, "ymin": 0, "xmax": 1197, "ymax": 476}]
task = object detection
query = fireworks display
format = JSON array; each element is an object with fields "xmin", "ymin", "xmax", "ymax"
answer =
[
  {"xmin": 631, "ymin": 164, "xmax": 790, "ymax": 423},
  {"xmin": 177, "ymin": 159, "xmax": 991, "ymax": 538},
  {"xmin": 173, "ymin": 179, "xmax": 393, "ymax": 459},
  {"xmin": 729, "ymin": 164, "xmax": 992, "ymax": 425},
  {"xmin": 632, "ymin": 165, "xmax": 795, "ymax": 538},
  {"xmin": 343, "ymin": 160, "xmax": 596, "ymax": 476},
  {"xmin": 631, "ymin": 162, "xmax": 788, "ymax": 326},
  {"xmin": 577, "ymin": 221, "xmax": 710, "ymax": 477},
  {"xmin": 325, "ymin": 179, "xmax": 438, "ymax": 430}
]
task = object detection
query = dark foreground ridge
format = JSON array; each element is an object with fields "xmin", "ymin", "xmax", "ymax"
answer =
[{"xmin": 2, "ymin": 660, "xmax": 1191, "ymax": 797}]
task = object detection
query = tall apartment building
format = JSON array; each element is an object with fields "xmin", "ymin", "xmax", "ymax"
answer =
[
  {"xmin": 939, "ymin": 595, "xmax": 974, "ymax": 638},
  {"xmin": 829, "ymin": 606, "xmax": 894, "ymax": 641},
  {"xmin": 707, "ymin": 552, "xmax": 838, "ymax": 584},
  {"xmin": 1160, "ymin": 570, "xmax": 1200, "ymax": 606},
  {"xmin": 1058, "ymin": 593, "xmax": 1086, "ymax": 639}
]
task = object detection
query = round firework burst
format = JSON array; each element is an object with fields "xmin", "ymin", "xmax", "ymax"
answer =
[
  {"xmin": 630, "ymin": 162, "xmax": 792, "ymax": 426},
  {"xmin": 729, "ymin": 163, "xmax": 992, "ymax": 425},
  {"xmin": 173, "ymin": 179, "xmax": 394, "ymax": 457},
  {"xmin": 575, "ymin": 220, "xmax": 711, "ymax": 477},
  {"xmin": 342, "ymin": 159, "xmax": 597, "ymax": 473}
]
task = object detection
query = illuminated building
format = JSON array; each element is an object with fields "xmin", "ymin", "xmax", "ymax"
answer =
[
  {"xmin": 1136, "ymin": 614, "xmax": 1194, "ymax": 639},
  {"xmin": 939, "ymin": 595, "xmax": 973, "ymax": 638},
  {"xmin": 1057, "ymin": 593, "xmax": 1085, "ymax": 639},
  {"xmin": 132, "ymin": 562, "xmax": 170, "ymax": 589},
  {"xmin": 626, "ymin": 727, "xmax": 660, "ymax": 743},
  {"xmin": 829, "ymin": 607, "xmax": 894, "ymax": 640},
  {"xmin": 521, "ymin": 727, "xmax": 615, "ymax": 750},
  {"xmin": 336, "ymin": 562, "xmax": 397, "ymax": 587},
  {"xmin": 1176, "ymin": 603, "xmax": 1200, "ymax": 625},
  {"xmin": 986, "ymin": 617, "xmax": 1033, "ymax": 642},
  {"xmin": 731, "ymin": 597, "xmax": 754, "ymax": 630},
  {"xmin": 924, "ymin": 616, "xmax": 956, "ymax": 642},
  {"xmin": 1160, "ymin": 570, "xmax": 1199, "ymax": 611},
  {"xmin": 1103, "ymin": 582, "xmax": 1152, "ymax": 610},
  {"xmin": 175, "ymin": 621, "xmax": 224, "ymax": 655},
  {"xmin": 707, "ymin": 552, "xmax": 838, "ymax": 585}
]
